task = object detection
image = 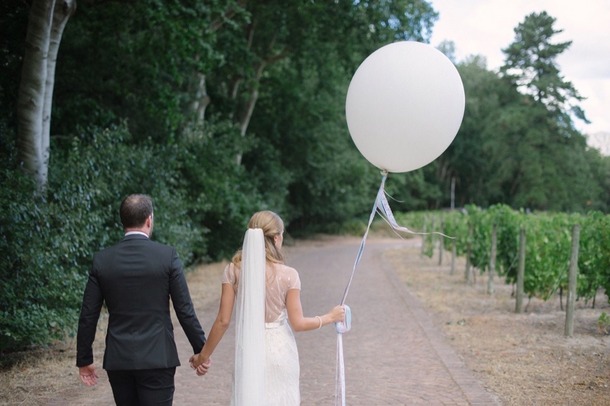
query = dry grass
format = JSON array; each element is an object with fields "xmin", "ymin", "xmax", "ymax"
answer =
[
  {"xmin": 386, "ymin": 245, "xmax": 610, "ymax": 406},
  {"xmin": 0, "ymin": 316, "xmax": 108, "ymax": 405}
]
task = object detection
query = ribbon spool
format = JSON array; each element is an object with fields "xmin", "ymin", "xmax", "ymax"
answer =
[{"xmin": 335, "ymin": 305, "xmax": 352, "ymax": 334}]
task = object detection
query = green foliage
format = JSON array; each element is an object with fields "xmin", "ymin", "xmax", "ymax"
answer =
[
  {"xmin": 411, "ymin": 207, "xmax": 609, "ymax": 305},
  {"xmin": 0, "ymin": 125, "xmax": 212, "ymax": 351},
  {"xmin": 0, "ymin": 0, "xmax": 28, "ymax": 130},
  {"xmin": 436, "ymin": 12, "xmax": 608, "ymax": 212},
  {"xmin": 501, "ymin": 11, "xmax": 584, "ymax": 115},
  {"xmin": 522, "ymin": 213, "xmax": 576, "ymax": 300},
  {"xmin": 578, "ymin": 212, "xmax": 610, "ymax": 303},
  {"xmin": 464, "ymin": 205, "xmax": 493, "ymax": 272},
  {"xmin": 178, "ymin": 120, "xmax": 264, "ymax": 260},
  {"xmin": 51, "ymin": 124, "xmax": 207, "ymax": 263},
  {"xmin": 488, "ymin": 205, "xmax": 522, "ymax": 283},
  {"xmin": 244, "ymin": 48, "xmax": 380, "ymax": 231},
  {"xmin": 0, "ymin": 142, "xmax": 85, "ymax": 349},
  {"xmin": 54, "ymin": 0, "xmax": 234, "ymax": 141},
  {"xmin": 443, "ymin": 209, "xmax": 469, "ymax": 256}
]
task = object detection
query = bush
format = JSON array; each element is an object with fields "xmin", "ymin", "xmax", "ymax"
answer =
[
  {"xmin": 0, "ymin": 124, "xmax": 208, "ymax": 351},
  {"xmin": 0, "ymin": 155, "xmax": 86, "ymax": 350}
]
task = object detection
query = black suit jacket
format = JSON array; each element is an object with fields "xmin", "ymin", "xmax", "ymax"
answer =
[{"xmin": 76, "ymin": 234, "xmax": 206, "ymax": 370}]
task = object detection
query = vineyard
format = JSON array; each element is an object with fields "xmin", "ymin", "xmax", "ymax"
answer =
[{"xmin": 395, "ymin": 205, "xmax": 610, "ymax": 318}]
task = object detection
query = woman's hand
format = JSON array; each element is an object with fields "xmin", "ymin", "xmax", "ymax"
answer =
[
  {"xmin": 196, "ymin": 359, "xmax": 211, "ymax": 376},
  {"xmin": 189, "ymin": 354, "xmax": 212, "ymax": 376},
  {"xmin": 328, "ymin": 304, "xmax": 346, "ymax": 323}
]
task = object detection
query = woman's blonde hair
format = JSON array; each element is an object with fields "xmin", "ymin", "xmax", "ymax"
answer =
[{"xmin": 232, "ymin": 211, "xmax": 285, "ymax": 265}]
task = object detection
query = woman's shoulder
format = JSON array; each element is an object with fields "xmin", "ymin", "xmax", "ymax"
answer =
[
  {"xmin": 222, "ymin": 261, "xmax": 240, "ymax": 284},
  {"xmin": 275, "ymin": 263, "xmax": 298, "ymax": 273},
  {"xmin": 274, "ymin": 263, "xmax": 300, "ymax": 281}
]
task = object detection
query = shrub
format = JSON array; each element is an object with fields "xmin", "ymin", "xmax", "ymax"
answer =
[{"xmin": 0, "ymin": 124, "xmax": 207, "ymax": 351}]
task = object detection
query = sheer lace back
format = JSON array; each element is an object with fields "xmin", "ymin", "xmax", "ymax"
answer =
[{"xmin": 223, "ymin": 262, "xmax": 301, "ymax": 323}]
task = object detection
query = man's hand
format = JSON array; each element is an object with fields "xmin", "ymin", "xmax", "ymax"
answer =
[{"xmin": 79, "ymin": 364, "xmax": 98, "ymax": 386}]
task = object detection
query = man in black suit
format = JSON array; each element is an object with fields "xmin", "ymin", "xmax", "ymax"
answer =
[{"xmin": 76, "ymin": 194, "xmax": 208, "ymax": 405}]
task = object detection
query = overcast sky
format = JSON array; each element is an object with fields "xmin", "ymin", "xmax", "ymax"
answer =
[{"xmin": 428, "ymin": 0, "xmax": 610, "ymax": 151}]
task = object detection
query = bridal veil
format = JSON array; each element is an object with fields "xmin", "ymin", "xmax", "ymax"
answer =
[{"xmin": 233, "ymin": 228, "xmax": 266, "ymax": 405}]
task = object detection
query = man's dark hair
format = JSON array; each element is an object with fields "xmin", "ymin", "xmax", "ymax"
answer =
[{"xmin": 120, "ymin": 194, "xmax": 153, "ymax": 228}]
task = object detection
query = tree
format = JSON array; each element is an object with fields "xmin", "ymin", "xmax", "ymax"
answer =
[
  {"xmin": 500, "ymin": 11, "xmax": 588, "ymax": 127},
  {"xmin": 433, "ymin": 55, "xmax": 516, "ymax": 208},
  {"xmin": 435, "ymin": 13, "xmax": 604, "ymax": 212},
  {"xmin": 207, "ymin": 0, "xmax": 437, "ymax": 163},
  {"xmin": 236, "ymin": 0, "xmax": 439, "ymax": 221},
  {"xmin": 17, "ymin": 0, "xmax": 76, "ymax": 194},
  {"xmin": 482, "ymin": 11, "xmax": 600, "ymax": 211},
  {"xmin": 53, "ymin": 0, "xmax": 239, "ymax": 142}
]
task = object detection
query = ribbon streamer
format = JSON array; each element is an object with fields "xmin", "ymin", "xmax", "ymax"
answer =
[
  {"xmin": 335, "ymin": 171, "xmax": 453, "ymax": 406},
  {"xmin": 335, "ymin": 333, "xmax": 346, "ymax": 406}
]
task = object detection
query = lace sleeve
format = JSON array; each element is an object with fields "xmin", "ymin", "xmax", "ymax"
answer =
[
  {"xmin": 222, "ymin": 262, "xmax": 238, "ymax": 288},
  {"xmin": 285, "ymin": 266, "xmax": 301, "ymax": 291}
]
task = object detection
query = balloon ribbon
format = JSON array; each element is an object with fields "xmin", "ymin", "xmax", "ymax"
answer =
[{"xmin": 335, "ymin": 171, "xmax": 453, "ymax": 406}]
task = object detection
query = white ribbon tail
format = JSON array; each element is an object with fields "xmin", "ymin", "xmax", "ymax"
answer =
[{"xmin": 334, "ymin": 171, "xmax": 452, "ymax": 406}]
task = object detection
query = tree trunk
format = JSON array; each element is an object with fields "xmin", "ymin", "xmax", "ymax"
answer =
[
  {"xmin": 186, "ymin": 72, "xmax": 211, "ymax": 129},
  {"xmin": 17, "ymin": 0, "xmax": 76, "ymax": 194},
  {"xmin": 232, "ymin": 20, "xmax": 288, "ymax": 164},
  {"xmin": 182, "ymin": 71, "xmax": 211, "ymax": 140},
  {"xmin": 237, "ymin": 62, "xmax": 265, "ymax": 137}
]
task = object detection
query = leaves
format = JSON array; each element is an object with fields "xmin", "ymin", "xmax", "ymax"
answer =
[{"xmin": 405, "ymin": 206, "xmax": 609, "ymax": 305}]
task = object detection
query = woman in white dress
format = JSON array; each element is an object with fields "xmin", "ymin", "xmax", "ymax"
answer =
[{"xmin": 190, "ymin": 210, "xmax": 345, "ymax": 405}]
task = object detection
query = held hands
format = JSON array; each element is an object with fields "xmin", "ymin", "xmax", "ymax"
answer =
[
  {"xmin": 189, "ymin": 353, "xmax": 212, "ymax": 376},
  {"xmin": 78, "ymin": 365, "xmax": 98, "ymax": 386}
]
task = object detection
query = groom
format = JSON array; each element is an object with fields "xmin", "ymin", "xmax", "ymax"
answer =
[{"xmin": 76, "ymin": 194, "xmax": 208, "ymax": 405}]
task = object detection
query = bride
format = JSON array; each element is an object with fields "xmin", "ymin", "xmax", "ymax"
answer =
[{"xmin": 190, "ymin": 210, "xmax": 345, "ymax": 405}]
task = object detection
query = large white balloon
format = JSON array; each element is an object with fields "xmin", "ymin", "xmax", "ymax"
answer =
[{"xmin": 346, "ymin": 41, "xmax": 465, "ymax": 173}]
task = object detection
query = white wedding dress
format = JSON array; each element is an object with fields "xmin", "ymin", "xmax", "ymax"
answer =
[{"xmin": 223, "ymin": 233, "xmax": 301, "ymax": 406}]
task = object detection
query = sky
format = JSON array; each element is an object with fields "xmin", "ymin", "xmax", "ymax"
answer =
[{"xmin": 428, "ymin": 0, "xmax": 610, "ymax": 153}]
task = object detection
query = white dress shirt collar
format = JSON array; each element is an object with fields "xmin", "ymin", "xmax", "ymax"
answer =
[{"xmin": 124, "ymin": 231, "xmax": 149, "ymax": 238}]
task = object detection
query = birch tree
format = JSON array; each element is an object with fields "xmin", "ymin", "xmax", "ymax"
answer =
[{"xmin": 17, "ymin": 0, "xmax": 76, "ymax": 195}]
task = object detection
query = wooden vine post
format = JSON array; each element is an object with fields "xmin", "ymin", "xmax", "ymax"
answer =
[
  {"xmin": 515, "ymin": 226, "xmax": 526, "ymax": 313},
  {"xmin": 465, "ymin": 222, "xmax": 473, "ymax": 284},
  {"xmin": 488, "ymin": 224, "xmax": 497, "ymax": 295},
  {"xmin": 565, "ymin": 224, "xmax": 581, "ymax": 337},
  {"xmin": 438, "ymin": 218, "xmax": 444, "ymax": 266},
  {"xmin": 420, "ymin": 219, "xmax": 427, "ymax": 257},
  {"xmin": 450, "ymin": 239, "xmax": 456, "ymax": 275}
]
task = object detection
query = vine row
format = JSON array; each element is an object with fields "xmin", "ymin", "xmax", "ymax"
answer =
[{"xmin": 395, "ymin": 205, "xmax": 610, "ymax": 307}]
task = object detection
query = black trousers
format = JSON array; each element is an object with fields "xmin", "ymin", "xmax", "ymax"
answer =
[{"xmin": 107, "ymin": 367, "xmax": 176, "ymax": 406}]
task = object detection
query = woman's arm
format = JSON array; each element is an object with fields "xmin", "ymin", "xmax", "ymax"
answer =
[
  {"xmin": 190, "ymin": 283, "xmax": 235, "ymax": 369},
  {"xmin": 286, "ymin": 289, "xmax": 345, "ymax": 332}
]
